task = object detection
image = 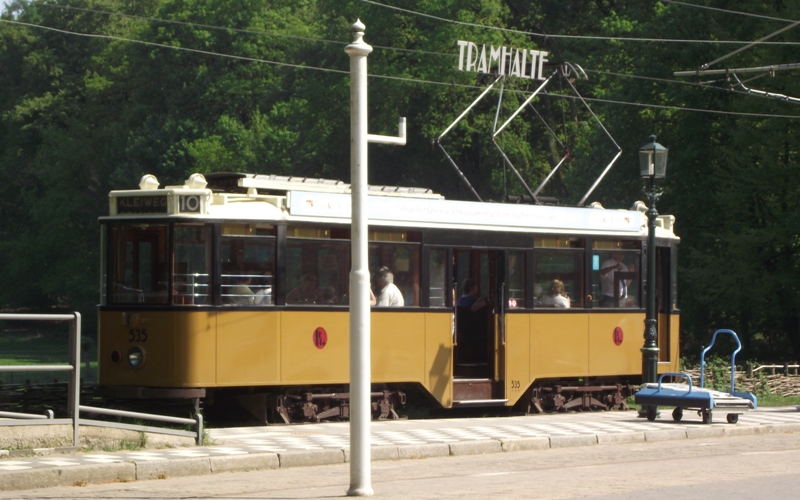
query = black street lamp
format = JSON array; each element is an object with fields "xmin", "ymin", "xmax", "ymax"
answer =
[{"xmin": 638, "ymin": 135, "xmax": 668, "ymax": 389}]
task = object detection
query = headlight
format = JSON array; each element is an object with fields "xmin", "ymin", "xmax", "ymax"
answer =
[
  {"xmin": 110, "ymin": 350, "xmax": 121, "ymax": 364},
  {"xmin": 127, "ymin": 346, "xmax": 146, "ymax": 368}
]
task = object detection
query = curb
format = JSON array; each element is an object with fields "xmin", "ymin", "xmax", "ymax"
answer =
[{"xmin": 1, "ymin": 422, "xmax": 798, "ymax": 492}]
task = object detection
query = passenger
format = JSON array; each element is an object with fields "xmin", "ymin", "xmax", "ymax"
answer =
[
  {"xmin": 457, "ymin": 278, "xmax": 486, "ymax": 312},
  {"xmin": 545, "ymin": 279, "xmax": 570, "ymax": 308},
  {"xmin": 599, "ymin": 253, "xmax": 633, "ymax": 307},
  {"xmin": 533, "ymin": 283, "xmax": 544, "ymax": 306},
  {"xmin": 321, "ymin": 286, "xmax": 337, "ymax": 304},
  {"xmin": 374, "ymin": 267, "xmax": 404, "ymax": 307},
  {"xmin": 227, "ymin": 276, "xmax": 254, "ymax": 305},
  {"xmin": 287, "ymin": 273, "xmax": 321, "ymax": 304}
]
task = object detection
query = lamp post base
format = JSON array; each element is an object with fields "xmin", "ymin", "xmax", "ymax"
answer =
[{"xmin": 641, "ymin": 346, "xmax": 660, "ymax": 385}]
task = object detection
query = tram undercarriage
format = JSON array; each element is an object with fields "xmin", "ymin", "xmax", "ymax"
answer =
[
  {"xmin": 221, "ymin": 387, "xmax": 406, "ymax": 424},
  {"xmin": 525, "ymin": 380, "xmax": 632, "ymax": 413}
]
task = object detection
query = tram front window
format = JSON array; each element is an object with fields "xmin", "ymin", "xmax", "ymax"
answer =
[
  {"xmin": 109, "ymin": 224, "xmax": 169, "ymax": 304},
  {"xmin": 174, "ymin": 224, "xmax": 212, "ymax": 305}
]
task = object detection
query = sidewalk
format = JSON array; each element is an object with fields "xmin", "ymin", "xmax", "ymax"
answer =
[{"xmin": 2, "ymin": 406, "xmax": 800, "ymax": 492}]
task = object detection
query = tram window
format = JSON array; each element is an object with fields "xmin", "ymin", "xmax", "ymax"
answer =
[
  {"xmin": 534, "ymin": 238, "xmax": 584, "ymax": 309},
  {"xmin": 508, "ymin": 251, "xmax": 525, "ymax": 308},
  {"xmin": 173, "ymin": 224, "xmax": 212, "ymax": 305},
  {"xmin": 109, "ymin": 224, "xmax": 168, "ymax": 304},
  {"xmin": 220, "ymin": 224, "xmax": 275, "ymax": 306},
  {"xmin": 368, "ymin": 243, "xmax": 420, "ymax": 307},
  {"xmin": 429, "ymin": 248, "xmax": 447, "ymax": 308},
  {"xmin": 286, "ymin": 238, "xmax": 350, "ymax": 305},
  {"xmin": 591, "ymin": 241, "xmax": 641, "ymax": 308}
]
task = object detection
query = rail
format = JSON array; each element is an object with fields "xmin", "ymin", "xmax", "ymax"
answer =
[
  {"xmin": 0, "ymin": 313, "xmax": 203, "ymax": 447},
  {"xmin": 0, "ymin": 313, "xmax": 81, "ymax": 446},
  {"xmin": 747, "ymin": 363, "xmax": 800, "ymax": 376}
]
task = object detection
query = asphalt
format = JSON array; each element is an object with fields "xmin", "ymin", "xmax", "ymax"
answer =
[{"xmin": 2, "ymin": 406, "xmax": 800, "ymax": 492}]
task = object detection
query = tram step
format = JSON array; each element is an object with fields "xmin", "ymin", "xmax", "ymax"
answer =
[
  {"xmin": 452, "ymin": 398, "xmax": 509, "ymax": 407},
  {"xmin": 453, "ymin": 378, "xmax": 495, "ymax": 401}
]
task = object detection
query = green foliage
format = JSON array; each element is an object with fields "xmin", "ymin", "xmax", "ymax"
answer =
[{"xmin": 2, "ymin": 0, "xmax": 800, "ymax": 361}]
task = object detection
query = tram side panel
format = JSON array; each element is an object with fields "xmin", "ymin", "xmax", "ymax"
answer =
[
  {"xmin": 423, "ymin": 312, "xmax": 454, "ymax": 408},
  {"xmin": 507, "ymin": 312, "xmax": 655, "ymax": 408},
  {"xmin": 504, "ymin": 314, "xmax": 530, "ymax": 406},
  {"xmin": 216, "ymin": 311, "xmax": 281, "ymax": 385},
  {"xmin": 99, "ymin": 310, "xmax": 217, "ymax": 387},
  {"xmin": 100, "ymin": 309, "xmax": 456, "ymax": 408},
  {"xmin": 588, "ymin": 313, "xmax": 645, "ymax": 376},
  {"xmin": 530, "ymin": 313, "xmax": 590, "ymax": 380}
]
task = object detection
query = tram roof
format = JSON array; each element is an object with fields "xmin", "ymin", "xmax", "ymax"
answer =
[
  {"xmin": 204, "ymin": 172, "xmax": 444, "ymax": 199},
  {"xmin": 102, "ymin": 173, "xmax": 679, "ymax": 240}
]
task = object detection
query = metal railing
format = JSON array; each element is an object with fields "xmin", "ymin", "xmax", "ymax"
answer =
[
  {"xmin": 0, "ymin": 312, "xmax": 81, "ymax": 446},
  {"xmin": 0, "ymin": 312, "xmax": 203, "ymax": 447},
  {"xmin": 747, "ymin": 363, "xmax": 800, "ymax": 377}
]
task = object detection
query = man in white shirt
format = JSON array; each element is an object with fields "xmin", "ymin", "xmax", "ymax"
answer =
[
  {"xmin": 599, "ymin": 253, "xmax": 632, "ymax": 307},
  {"xmin": 374, "ymin": 268, "xmax": 404, "ymax": 307}
]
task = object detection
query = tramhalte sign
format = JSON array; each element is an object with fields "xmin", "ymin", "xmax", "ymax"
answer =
[{"xmin": 457, "ymin": 40, "xmax": 549, "ymax": 80}]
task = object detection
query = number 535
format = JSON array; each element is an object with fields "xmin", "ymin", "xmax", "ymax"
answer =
[{"xmin": 128, "ymin": 329, "xmax": 147, "ymax": 342}]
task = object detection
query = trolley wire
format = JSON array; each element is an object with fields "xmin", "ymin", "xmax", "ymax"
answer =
[
  {"xmin": 34, "ymin": 1, "xmax": 455, "ymax": 58},
  {"xmin": 359, "ymin": 0, "xmax": 800, "ymax": 45},
  {"xmin": 661, "ymin": 1, "xmax": 798, "ymax": 24}
]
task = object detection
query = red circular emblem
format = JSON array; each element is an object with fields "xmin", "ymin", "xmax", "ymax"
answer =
[
  {"xmin": 613, "ymin": 327, "xmax": 624, "ymax": 346},
  {"xmin": 313, "ymin": 327, "xmax": 328, "ymax": 349}
]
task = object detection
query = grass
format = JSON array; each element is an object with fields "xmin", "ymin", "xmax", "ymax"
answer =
[
  {"xmin": 755, "ymin": 394, "xmax": 800, "ymax": 406},
  {"xmin": 0, "ymin": 326, "xmax": 97, "ymax": 384}
]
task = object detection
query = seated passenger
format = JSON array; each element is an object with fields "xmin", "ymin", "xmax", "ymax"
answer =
[
  {"xmin": 374, "ymin": 267, "xmax": 404, "ymax": 307},
  {"xmin": 321, "ymin": 286, "xmax": 337, "ymax": 304},
  {"xmin": 227, "ymin": 276, "xmax": 254, "ymax": 305},
  {"xmin": 541, "ymin": 279, "xmax": 570, "ymax": 308},
  {"xmin": 254, "ymin": 286, "xmax": 273, "ymax": 305},
  {"xmin": 287, "ymin": 274, "xmax": 321, "ymax": 304},
  {"xmin": 457, "ymin": 278, "xmax": 486, "ymax": 312}
]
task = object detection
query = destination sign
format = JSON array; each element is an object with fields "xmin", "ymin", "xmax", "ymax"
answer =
[
  {"xmin": 457, "ymin": 40, "xmax": 549, "ymax": 80},
  {"xmin": 114, "ymin": 194, "xmax": 202, "ymax": 214},
  {"xmin": 116, "ymin": 195, "xmax": 168, "ymax": 214}
]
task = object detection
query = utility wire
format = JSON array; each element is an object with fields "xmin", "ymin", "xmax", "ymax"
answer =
[
  {"xmin": 35, "ymin": 1, "xmax": 455, "ymax": 58},
  {"xmin": 359, "ymin": 0, "xmax": 800, "ymax": 45},
  {"xmin": 2, "ymin": 17, "xmax": 799, "ymax": 120},
  {"xmin": 662, "ymin": 1, "xmax": 797, "ymax": 23},
  {"xmin": 585, "ymin": 68, "xmax": 799, "ymax": 104},
  {"xmin": 0, "ymin": 18, "xmax": 350, "ymax": 75}
]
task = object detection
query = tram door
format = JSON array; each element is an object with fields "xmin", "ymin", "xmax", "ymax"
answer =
[{"xmin": 453, "ymin": 249, "xmax": 501, "ymax": 379}]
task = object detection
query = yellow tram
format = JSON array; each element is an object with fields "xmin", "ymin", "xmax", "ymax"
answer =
[{"xmin": 98, "ymin": 172, "xmax": 680, "ymax": 422}]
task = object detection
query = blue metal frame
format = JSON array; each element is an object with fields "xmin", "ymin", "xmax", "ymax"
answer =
[
  {"xmin": 635, "ymin": 372, "xmax": 714, "ymax": 409},
  {"xmin": 699, "ymin": 329, "xmax": 757, "ymax": 408}
]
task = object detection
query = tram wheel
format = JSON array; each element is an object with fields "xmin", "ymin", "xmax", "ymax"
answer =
[
  {"xmin": 672, "ymin": 407, "xmax": 683, "ymax": 422},
  {"xmin": 646, "ymin": 406, "xmax": 658, "ymax": 421},
  {"xmin": 701, "ymin": 409, "xmax": 712, "ymax": 424},
  {"xmin": 726, "ymin": 413, "xmax": 738, "ymax": 424}
]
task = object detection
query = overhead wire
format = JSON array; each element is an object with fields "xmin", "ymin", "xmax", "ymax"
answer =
[
  {"xmin": 661, "ymin": 1, "xmax": 797, "ymax": 24},
  {"xmin": 584, "ymin": 68, "xmax": 800, "ymax": 105},
  {"xmin": 35, "ymin": 1, "xmax": 455, "ymax": 58},
  {"xmin": 1, "ymin": 16, "xmax": 799, "ymax": 120},
  {"xmin": 0, "ymin": 18, "xmax": 350, "ymax": 75},
  {"xmin": 359, "ymin": 0, "xmax": 800, "ymax": 45}
]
